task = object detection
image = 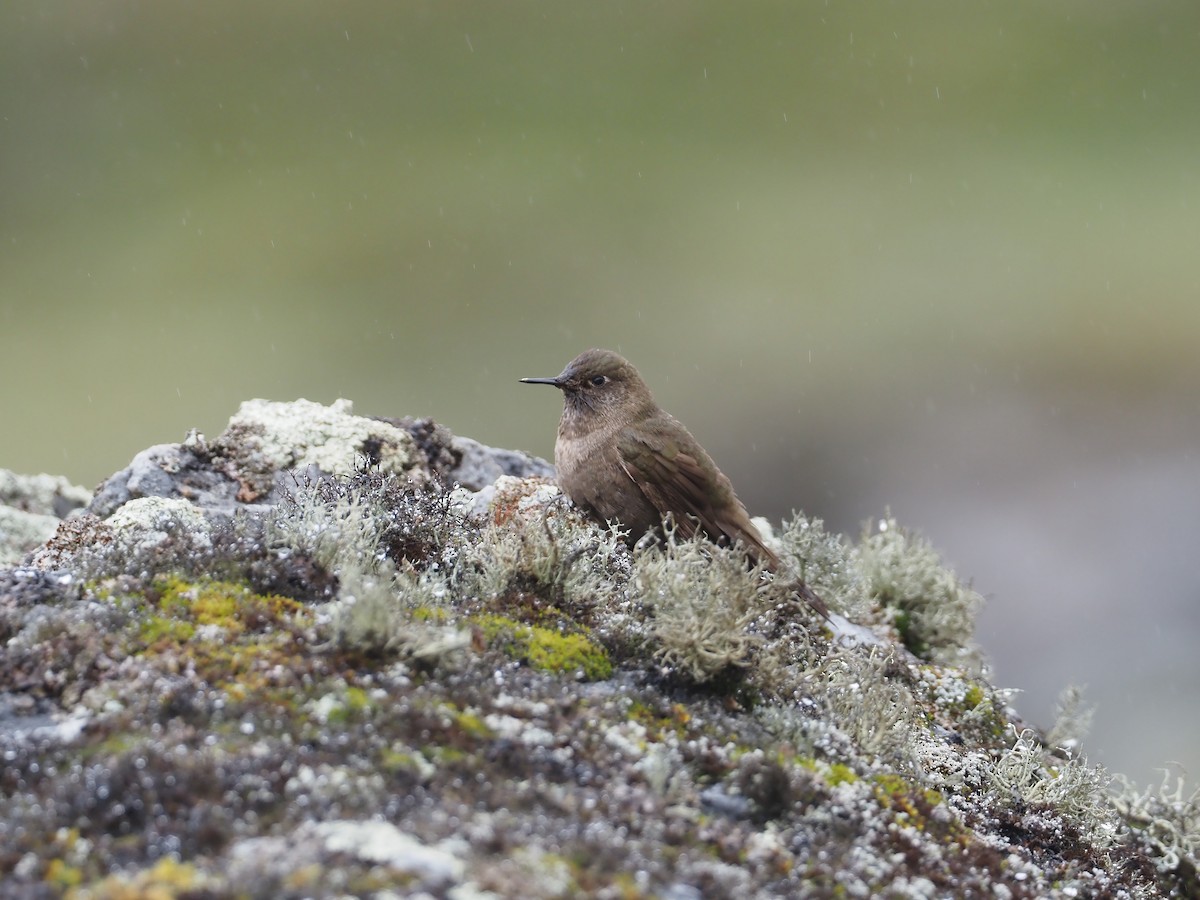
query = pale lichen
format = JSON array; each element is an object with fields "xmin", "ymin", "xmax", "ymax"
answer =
[
  {"xmin": 1113, "ymin": 767, "xmax": 1200, "ymax": 873},
  {"xmin": 3, "ymin": 403, "xmax": 1193, "ymax": 897},
  {"xmin": 990, "ymin": 727, "xmax": 1121, "ymax": 847},
  {"xmin": 856, "ymin": 515, "xmax": 983, "ymax": 670},
  {"xmin": 632, "ymin": 524, "xmax": 772, "ymax": 682},
  {"xmin": 777, "ymin": 513, "xmax": 869, "ymax": 617}
]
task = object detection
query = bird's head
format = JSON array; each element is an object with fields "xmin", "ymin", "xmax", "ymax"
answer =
[{"xmin": 521, "ymin": 348, "xmax": 656, "ymax": 426}]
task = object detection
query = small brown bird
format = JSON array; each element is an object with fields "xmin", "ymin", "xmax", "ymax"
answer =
[{"xmin": 521, "ymin": 348, "xmax": 828, "ymax": 618}]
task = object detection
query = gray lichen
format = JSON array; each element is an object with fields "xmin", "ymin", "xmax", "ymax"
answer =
[
  {"xmin": 857, "ymin": 514, "xmax": 984, "ymax": 670},
  {"xmin": 633, "ymin": 523, "xmax": 776, "ymax": 682},
  {"xmin": 1113, "ymin": 767, "xmax": 1200, "ymax": 876},
  {"xmin": 0, "ymin": 400, "xmax": 1193, "ymax": 898}
]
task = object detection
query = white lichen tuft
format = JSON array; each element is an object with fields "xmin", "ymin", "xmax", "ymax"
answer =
[
  {"xmin": 1045, "ymin": 684, "xmax": 1096, "ymax": 754},
  {"xmin": 805, "ymin": 648, "xmax": 918, "ymax": 765},
  {"xmin": 990, "ymin": 727, "xmax": 1121, "ymax": 847},
  {"xmin": 856, "ymin": 515, "xmax": 983, "ymax": 670},
  {"xmin": 267, "ymin": 475, "xmax": 388, "ymax": 575},
  {"xmin": 268, "ymin": 473, "xmax": 469, "ymax": 661},
  {"xmin": 632, "ymin": 526, "xmax": 772, "ymax": 682},
  {"xmin": 1112, "ymin": 767, "xmax": 1200, "ymax": 872},
  {"xmin": 331, "ymin": 563, "xmax": 466, "ymax": 659},
  {"xmin": 462, "ymin": 501, "xmax": 626, "ymax": 613},
  {"xmin": 777, "ymin": 513, "xmax": 869, "ymax": 617}
]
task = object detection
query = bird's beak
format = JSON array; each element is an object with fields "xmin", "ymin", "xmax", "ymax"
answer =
[{"xmin": 519, "ymin": 376, "xmax": 563, "ymax": 387}]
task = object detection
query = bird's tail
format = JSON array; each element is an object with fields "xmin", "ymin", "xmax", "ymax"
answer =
[{"xmin": 789, "ymin": 579, "xmax": 831, "ymax": 620}]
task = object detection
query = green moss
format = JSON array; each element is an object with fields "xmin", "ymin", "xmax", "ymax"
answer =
[
  {"xmin": 475, "ymin": 613, "xmax": 518, "ymax": 643},
  {"xmin": 872, "ymin": 773, "xmax": 946, "ymax": 833},
  {"xmin": 45, "ymin": 859, "xmax": 83, "ymax": 889},
  {"xmin": 628, "ymin": 701, "xmax": 691, "ymax": 741},
  {"xmin": 380, "ymin": 747, "xmax": 433, "ymax": 778},
  {"xmin": 825, "ymin": 762, "xmax": 860, "ymax": 787},
  {"xmin": 958, "ymin": 681, "xmax": 1007, "ymax": 742},
  {"xmin": 139, "ymin": 614, "xmax": 195, "ymax": 645},
  {"xmin": 325, "ymin": 686, "xmax": 374, "ymax": 725},
  {"xmin": 424, "ymin": 745, "xmax": 469, "ymax": 766},
  {"xmin": 472, "ymin": 614, "xmax": 613, "ymax": 681},
  {"xmin": 963, "ymin": 684, "xmax": 985, "ymax": 709},
  {"xmin": 450, "ymin": 706, "xmax": 494, "ymax": 739},
  {"xmin": 344, "ymin": 685, "xmax": 370, "ymax": 711},
  {"xmin": 526, "ymin": 629, "xmax": 612, "ymax": 680},
  {"xmin": 892, "ymin": 610, "xmax": 928, "ymax": 659}
]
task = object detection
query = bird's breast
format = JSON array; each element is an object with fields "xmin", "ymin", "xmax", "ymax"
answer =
[{"xmin": 554, "ymin": 422, "xmax": 659, "ymax": 537}]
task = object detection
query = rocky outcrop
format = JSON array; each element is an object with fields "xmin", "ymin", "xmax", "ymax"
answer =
[{"xmin": 0, "ymin": 399, "xmax": 1194, "ymax": 898}]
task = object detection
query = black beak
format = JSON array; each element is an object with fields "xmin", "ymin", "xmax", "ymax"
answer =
[{"xmin": 519, "ymin": 376, "xmax": 563, "ymax": 387}]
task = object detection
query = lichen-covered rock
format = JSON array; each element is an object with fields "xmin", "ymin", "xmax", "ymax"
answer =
[
  {"xmin": 88, "ymin": 438, "xmax": 241, "ymax": 519},
  {"xmin": 86, "ymin": 402, "xmax": 553, "ymax": 524},
  {"xmin": 0, "ymin": 470, "xmax": 91, "ymax": 518},
  {"xmin": 0, "ymin": 470, "xmax": 91, "ymax": 566},
  {"xmin": 0, "ymin": 401, "xmax": 1195, "ymax": 898},
  {"xmin": 0, "ymin": 506, "xmax": 62, "ymax": 568},
  {"xmin": 378, "ymin": 414, "xmax": 555, "ymax": 490},
  {"xmin": 215, "ymin": 398, "xmax": 422, "ymax": 502}
]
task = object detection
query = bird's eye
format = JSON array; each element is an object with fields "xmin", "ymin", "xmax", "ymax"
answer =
[{"xmin": 589, "ymin": 375, "xmax": 608, "ymax": 386}]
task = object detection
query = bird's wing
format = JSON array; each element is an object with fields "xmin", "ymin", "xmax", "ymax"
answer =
[
  {"xmin": 615, "ymin": 428, "xmax": 713, "ymax": 541},
  {"xmin": 615, "ymin": 424, "xmax": 779, "ymax": 568}
]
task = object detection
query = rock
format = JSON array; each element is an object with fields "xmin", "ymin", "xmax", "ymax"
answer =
[
  {"xmin": 0, "ymin": 470, "xmax": 91, "ymax": 565},
  {"xmin": 447, "ymin": 435, "xmax": 555, "ymax": 491},
  {"xmin": 380, "ymin": 416, "xmax": 554, "ymax": 490},
  {"xmin": 88, "ymin": 439, "xmax": 239, "ymax": 519},
  {"xmin": 0, "ymin": 400, "xmax": 1191, "ymax": 899},
  {"xmin": 87, "ymin": 402, "xmax": 552, "ymax": 524},
  {"xmin": 0, "ymin": 470, "xmax": 91, "ymax": 518},
  {"xmin": 0, "ymin": 506, "xmax": 63, "ymax": 567},
  {"xmin": 215, "ymin": 398, "xmax": 424, "ymax": 503}
]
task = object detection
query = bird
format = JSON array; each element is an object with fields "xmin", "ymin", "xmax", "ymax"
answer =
[{"xmin": 521, "ymin": 348, "xmax": 828, "ymax": 618}]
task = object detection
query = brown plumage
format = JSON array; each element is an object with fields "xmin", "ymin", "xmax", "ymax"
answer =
[{"xmin": 521, "ymin": 348, "xmax": 828, "ymax": 618}]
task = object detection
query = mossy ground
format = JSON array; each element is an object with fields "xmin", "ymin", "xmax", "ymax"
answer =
[{"xmin": 1, "ymin": 468, "xmax": 1193, "ymax": 897}]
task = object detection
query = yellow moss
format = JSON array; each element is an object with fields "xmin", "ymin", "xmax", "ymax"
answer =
[
  {"xmin": 452, "ymin": 708, "xmax": 493, "ymax": 739},
  {"xmin": 526, "ymin": 629, "xmax": 612, "ymax": 680},
  {"xmin": 472, "ymin": 614, "xmax": 612, "ymax": 681},
  {"xmin": 284, "ymin": 865, "xmax": 324, "ymax": 892},
  {"xmin": 425, "ymin": 745, "xmax": 468, "ymax": 765},
  {"xmin": 139, "ymin": 615, "xmax": 195, "ymax": 646},
  {"xmin": 191, "ymin": 590, "xmax": 238, "ymax": 628},
  {"xmin": 133, "ymin": 578, "xmax": 315, "ymax": 708},
  {"xmin": 475, "ymin": 613, "xmax": 518, "ymax": 643},
  {"xmin": 66, "ymin": 857, "xmax": 202, "ymax": 899},
  {"xmin": 411, "ymin": 605, "xmax": 449, "ymax": 624},
  {"xmin": 825, "ymin": 762, "xmax": 860, "ymax": 787},
  {"xmin": 380, "ymin": 747, "xmax": 429, "ymax": 776},
  {"xmin": 45, "ymin": 859, "xmax": 83, "ymax": 889},
  {"xmin": 628, "ymin": 701, "xmax": 691, "ymax": 741},
  {"xmin": 325, "ymin": 686, "xmax": 374, "ymax": 725},
  {"xmin": 872, "ymin": 773, "xmax": 943, "ymax": 832},
  {"xmin": 153, "ymin": 576, "xmax": 305, "ymax": 636}
]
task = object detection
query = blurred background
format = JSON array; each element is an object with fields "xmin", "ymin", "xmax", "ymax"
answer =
[{"xmin": 2, "ymin": 2, "xmax": 1197, "ymax": 786}]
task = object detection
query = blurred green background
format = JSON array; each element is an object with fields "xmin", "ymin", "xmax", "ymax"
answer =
[{"xmin": 3, "ymin": 2, "xmax": 1198, "ymax": 785}]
